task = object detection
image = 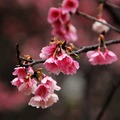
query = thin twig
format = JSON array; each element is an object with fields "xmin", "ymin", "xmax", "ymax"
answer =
[
  {"xmin": 76, "ymin": 11, "xmax": 120, "ymax": 33},
  {"xmin": 16, "ymin": 44, "xmax": 22, "ymax": 66},
  {"xmin": 71, "ymin": 39, "xmax": 120, "ymax": 55},
  {"xmin": 96, "ymin": 86, "xmax": 118, "ymax": 120},
  {"xmin": 17, "ymin": 39, "xmax": 120, "ymax": 67},
  {"xmin": 105, "ymin": 1, "xmax": 120, "ymax": 9}
]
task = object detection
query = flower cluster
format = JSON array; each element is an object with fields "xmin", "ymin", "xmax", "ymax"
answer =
[
  {"xmin": 11, "ymin": 66, "xmax": 61, "ymax": 108},
  {"xmin": 87, "ymin": 48, "xmax": 118, "ymax": 65},
  {"xmin": 40, "ymin": 38, "xmax": 79, "ymax": 75},
  {"xmin": 48, "ymin": 0, "xmax": 79, "ymax": 41},
  {"xmin": 86, "ymin": 30, "xmax": 118, "ymax": 65},
  {"xmin": 11, "ymin": 1, "xmax": 119, "ymax": 110},
  {"xmin": 11, "ymin": 66, "xmax": 37, "ymax": 95}
]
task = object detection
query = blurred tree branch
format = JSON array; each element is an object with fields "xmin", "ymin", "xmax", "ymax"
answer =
[
  {"xmin": 16, "ymin": 39, "xmax": 120, "ymax": 67},
  {"xmin": 76, "ymin": 11, "xmax": 120, "ymax": 33},
  {"xmin": 96, "ymin": 81, "xmax": 120, "ymax": 120}
]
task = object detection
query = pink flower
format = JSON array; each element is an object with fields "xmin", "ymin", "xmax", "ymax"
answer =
[
  {"xmin": 11, "ymin": 77, "xmax": 37, "ymax": 95},
  {"xmin": 28, "ymin": 76, "xmax": 60, "ymax": 108},
  {"xmin": 44, "ymin": 57, "xmax": 61, "ymax": 75},
  {"xmin": 13, "ymin": 67, "xmax": 26, "ymax": 79},
  {"xmin": 44, "ymin": 51, "xmax": 79, "ymax": 75},
  {"xmin": 47, "ymin": 6, "xmax": 77, "ymax": 41},
  {"xmin": 86, "ymin": 50, "xmax": 107, "ymax": 65},
  {"xmin": 18, "ymin": 78, "xmax": 37, "ymax": 95},
  {"xmin": 11, "ymin": 77, "xmax": 23, "ymax": 88},
  {"xmin": 27, "ymin": 66, "xmax": 34, "ymax": 75},
  {"xmin": 104, "ymin": 49, "xmax": 118, "ymax": 64},
  {"xmin": 39, "ymin": 43, "xmax": 57, "ymax": 59},
  {"xmin": 52, "ymin": 23, "xmax": 77, "ymax": 41},
  {"xmin": 62, "ymin": 0, "xmax": 79, "ymax": 14},
  {"xmin": 48, "ymin": 7, "xmax": 70, "ymax": 25},
  {"xmin": 48, "ymin": 7, "xmax": 61, "ymax": 24},
  {"xmin": 92, "ymin": 19, "xmax": 110, "ymax": 33},
  {"xmin": 56, "ymin": 52, "xmax": 79, "ymax": 75},
  {"xmin": 28, "ymin": 93, "xmax": 59, "ymax": 109},
  {"xmin": 41, "ymin": 76, "xmax": 61, "ymax": 91}
]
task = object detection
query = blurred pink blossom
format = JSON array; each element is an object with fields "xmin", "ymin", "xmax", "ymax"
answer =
[
  {"xmin": 62, "ymin": 0, "xmax": 79, "ymax": 14},
  {"xmin": 92, "ymin": 19, "xmax": 110, "ymax": 34}
]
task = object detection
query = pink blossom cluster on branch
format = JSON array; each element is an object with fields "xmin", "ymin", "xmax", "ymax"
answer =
[
  {"xmin": 11, "ymin": 0, "xmax": 120, "ymax": 109},
  {"xmin": 11, "ymin": 66, "xmax": 61, "ymax": 108},
  {"xmin": 48, "ymin": 0, "xmax": 79, "ymax": 42}
]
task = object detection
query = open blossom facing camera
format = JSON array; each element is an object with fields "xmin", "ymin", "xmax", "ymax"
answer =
[
  {"xmin": 28, "ymin": 76, "xmax": 60, "ymax": 108},
  {"xmin": 92, "ymin": 19, "xmax": 110, "ymax": 33}
]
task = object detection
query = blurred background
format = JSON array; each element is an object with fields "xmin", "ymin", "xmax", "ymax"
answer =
[{"xmin": 0, "ymin": 0, "xmax": 120, "ymax": 120}]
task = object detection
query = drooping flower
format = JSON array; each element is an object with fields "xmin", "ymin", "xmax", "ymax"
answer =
[
  {"xmin": 48, "ymin": 7, "xmax": 61, "ymax": 24},
  {"xmin": 28, "ymin": 93, "xmax": 59, "ymax": 109},
  {"xmin": 87, "ymin": 48, "xmax": 118, "ymax": 65},
  {"xmin": 92, "ymin": 19, "xmax": 110, "ymax": 33},
  {"xmin": 28, "ymin": 76, "xmax": 60, "ymax": 108},
  {"xmin": 41, "ymin": 76, "xmax": 61, "ymax": 91},
  {"xmin": 47, "ymin": 4, "xmax": 78, "ymax": 41},
  {"xmin": 62, "ymin": 0, "xmax": 79, "ymax": 14},
  {"xmin": 52, "ymin": 23, "xmax": 78, "ymax": 41},
  {"xmin": 86, "ymin": 50, "xmax": 107, "ymax": 65},
  {"xmin": 11, "ymin": 77, "xmax": 37, "ymax": 95},
  {"xmin": 12, "ymin": 67, "xmax": 26, "ymax": 79},
  {"xmin": 39, "ymin": 43, "xmax": 57, "ymax": 59},
  {"xmin": 104, "ymin": 49, "xmax": 118, "ymax": 64},
  {"xmin": 44, "ymin": 57, "xmax": 61, "ymax": 75},
  {"xmin": 56, "ymin": 52, "xmax": 79, "ymax": 75},
  {"xmin": 44, "ymin": 51, "xmax": 79, "ymax": 75},
  {"xmin": 12, "ymin": 66, "xmax": 37, "ymax": 95}
]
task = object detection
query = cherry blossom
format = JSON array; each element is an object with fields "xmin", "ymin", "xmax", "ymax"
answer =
[
  {"xmin": 92, "ymin": 19, "xmax": 110, "ymax": 33},
  {"xmin": 12, "ymin": 66, "xmax": 37, "ymax": 95},
  {"xmin": 11, "ymin": 77, "xmax": 37, "ymax": 95},
  {"xmin": 87, "ymin": 49, "xmax": 118, "ymax": 65},
  {"xmin": 86, "ymin": 50, "xmax": 107, "ymax": 65},
  {"xmin": 104, "ymin": 49, "xmax": 118, "ymax": 64},
  {"xmin": 39, "ymin": 43, "xmax": 57, "ymax": 59},
  {"xmin": 44, "ymin": 51, "xmax": 79, "ymax": 75},
  {"xmin": 28, "ymin": 93, "xmax": 59, "ymax": 109},
  {"xmin": 12, "ymin": 67, "xmax": 26, "ymax": 79},
  {"xmin": 28, "ymin": 76, "xmax": 60, "ymax": 108},
  {"xmin": 62, "ymin": 0, "xmax": 79, "ymax": 14},
  {"xmin": 52, "ymin": 23, "xmax": 78, "ymax": 41}
]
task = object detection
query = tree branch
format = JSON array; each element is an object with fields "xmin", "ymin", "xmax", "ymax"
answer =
[
  {"xmin": 96, "ymin": 85, "xmax": 118, "ymax": 120},
  {"xmin": 72, "ymin": 39, "xmax": 120, "ymax": 55},
  {"xmin": 76, "ymin": 11, "xmax": 120, "ymax": 33},
  {"xmin": 16, "ymin": 39, "xmax": 120, "ymax": 67},
  {"xmin": 105, "ymin": 1, "xmax": 120, "ymax": 9}
]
